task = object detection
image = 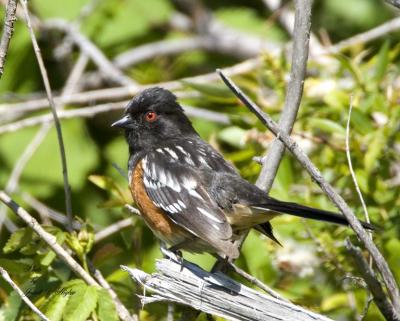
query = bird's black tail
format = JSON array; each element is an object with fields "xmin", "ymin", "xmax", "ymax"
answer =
[{"xmin": 252, "ymin": 199, "xmax": 375, "ymax": 230}]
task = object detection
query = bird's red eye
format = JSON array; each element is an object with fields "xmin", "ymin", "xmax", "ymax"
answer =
[{"xmin": 145, "ymin": 111, "xmax": 158, "ymax": 122}]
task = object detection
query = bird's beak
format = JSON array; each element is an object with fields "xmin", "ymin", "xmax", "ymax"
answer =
[{"xmin": 111, "ymin": 115, "xmax": 131, "ymax": 128}]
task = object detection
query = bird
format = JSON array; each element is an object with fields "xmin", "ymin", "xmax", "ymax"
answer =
[{"xmin": 112, "ymin": 87, "xmax": 374, "ymax": 260}]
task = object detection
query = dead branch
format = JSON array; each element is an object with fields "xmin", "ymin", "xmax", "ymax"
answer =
[{"xmin": 122, "ymin": 255, "xmax": 333, "ymax": 321}]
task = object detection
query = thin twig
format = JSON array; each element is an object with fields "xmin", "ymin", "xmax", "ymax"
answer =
[
  {"xmin": 346, "ymin": 240, "xmax": 400, "ymax": 321},
  {"xmin": 21, "ymin": 0, "xmax": 73, "ymax": 231},
  {"xmin": 0, "ymin": 267, "xmax": 51, "ymax": 321},
  {"xmin": 90, "ymin": 262, "xmax": 138, "ymax": 321},
  {"xmin": 345, "ymin": 97, "xmax": 370, "ymax": 225},
  {"xmin": 326, "ymin": 16, "xmax": 400, "ymax": 54},
  {"xmin": 43, "ymin": 19, "xmax": 136, "ymax": 87},
  {"xmin": 227, "ymin": 262, "xmax": 290, "ymax": 302},
  {"xmin": 0, "ymin": 0, "xmax": 17, "ymax": 77},
  {"xmin": 357, "ymin": 294, "xmax": 374, "ymax": 321},
  {"xmin": 94, "ymin": 218, "xmax": 134, "ymax": 243},
  {"xmin": 0, "ymin": 57, "xmax": 261, "ymax": 117},
  {"xmin": 218, "ymin": 70, "xmax": 400, "ymax": 316},
  {"xmin": 21, "ymin": 192, "xmax": 82, "ymax": 229},
  {"xmin": 256, "ymin": 0, "xmax": 312, "ymax": 192}
]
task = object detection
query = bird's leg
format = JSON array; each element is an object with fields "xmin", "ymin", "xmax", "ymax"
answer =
[{"xmin": 210, "ymin": 254, "xmax": 230, "ymax": 273}]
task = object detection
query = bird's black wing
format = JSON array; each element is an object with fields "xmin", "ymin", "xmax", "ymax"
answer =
[{"xmin": 141, "ymin": 145, "xmax": 238, "ymax": 257}]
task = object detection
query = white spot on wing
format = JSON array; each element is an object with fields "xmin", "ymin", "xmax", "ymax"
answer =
[
  {"xmin": 177, "ymin": 199, "xmax": 186, "ymax": 209},
  {"xmin": 189, "ymin": 189, "xmax": 203, "ymax": 200},
  {"xmin": 156, "ymin": 148, "xmax": 164, "ymax": 154},
  {"xmin": 164, "ymin": 147, "xmax": 178, "ymax": 160},
  {"xmin": 197, "ymin": 207, "xmax": 223, "ymax": 223}
]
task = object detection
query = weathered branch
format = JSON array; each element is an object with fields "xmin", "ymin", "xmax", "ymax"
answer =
[
  {"xmin": 0, "ymin": 267, "xmax": 51, "ymax": 321},
  {"xmin": 0, "ymin": 0, "xmax": 17, "ymax": 77},
  {"xmin": 122, "ymin": 257, "xmax": 333, "ymax": 321},
  {"xmin": 256, "ymin": 0, "xmax": 312, "ymax": 192},
  {"xmin": 218, "ymin": 70, "xmax": 400, "ymax": 317}
]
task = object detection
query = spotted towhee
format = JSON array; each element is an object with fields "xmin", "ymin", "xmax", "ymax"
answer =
[{"xmin": 112, "ymin": 87, "xmax": 373, "ymax": 259}]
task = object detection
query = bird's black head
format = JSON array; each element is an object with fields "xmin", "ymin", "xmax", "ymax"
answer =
[{"xmin": 112, "ymin": 87, "xmax": 197, "ymax": 153}]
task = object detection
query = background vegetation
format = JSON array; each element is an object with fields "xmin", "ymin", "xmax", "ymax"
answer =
[{"xmin": 0, "ymin": 0, "xmax": 399, "ymax": 320}]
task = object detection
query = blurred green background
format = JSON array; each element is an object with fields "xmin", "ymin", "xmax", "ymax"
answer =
[{"xmin": 0, "ymin": 0, "xmax": 400, "ymax": 320}]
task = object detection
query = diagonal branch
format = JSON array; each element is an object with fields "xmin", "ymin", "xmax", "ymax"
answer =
[
  {"xmin": 346, "ymin": 240, "xmax": 400, "ymax": 321},
  {"xmin": 256, "ymin": 0, "xmax": 312, "ymax": 192},
  {"xmin": 218, "ymin": 70, "xmax": 400, "ymax": 318},
  {"xmin": 0, "ymin": 267, "xmax": 51, "ymax": 321}
]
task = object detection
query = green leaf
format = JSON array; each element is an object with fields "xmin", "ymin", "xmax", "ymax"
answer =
[
  {"xmin": 308, "ymin": 118, "xmax": 346, "ymax": 137},
  {"xmin": 97, "ymin": 288, "xmax": 119, "ymax": 321},
  {"xmin": 182, "ymin": 81, "xmax": 234, "ymax": 100},
  {"xmin": 321, "ymin": 293, "xmax": 349, "ymax": 311},
  {"xmin": 349, "ymin": 108, "xmax": 374, "ymax": 135},
  {"xmin": 374, "ymin": 40, "xmax": 390, "ymax": 82},
  {"xmin": 3, "ymin": 228, "xmax": 32, "ymax": 253},
  {"xmin": 63, "ymin": 284, "xmax": 98, "ymax": 321},
  {"xmin": 217, "ymin": 126, "xmax": 246, "ymax": 148},
  {"xmin": 364, "ymin": 130, "xmax": 384, "ymax": 172},
  {"xmin": 336, "ymin": 55, "xmax": 364, "ymax": 88},
  {"xmin": 88, "ymin": 175, "xmax": 128, "ymax": 202},
  {"xmin": 43, "ymin": 293, "xmax": 70, "ymax": 321}
]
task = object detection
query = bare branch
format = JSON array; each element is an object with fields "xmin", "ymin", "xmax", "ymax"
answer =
[
  {"xmin": 346, "ymin": 240, "xmax": 400, "ymax": 321},
  {"xmin": 0, "ymin": 57, "xmax": 261, "ymax": 117},
  {"xmin": 227, "ymin": 262, "xmax": 290, "ymax": 302},
  {"xmin": 256, "ymin": 0, "xmax": 312, "ymax": 192},
  {"xmin": 43, "ymin": 19, "xmax": 136, "ymax": 87},
  {"xmin": 326, "ymin": 16, "xmax": 400, "ymax": 54},
  {"xmin": 114, "ymin": 37, "xmax": 210, "ymax": 70},
  {"xmin": 21, "ymin": 0, "xmax": 74, "ymax": 230},
  {"xmin": 122, "ymin": 257, "xmax": 333, "ymax": 321},
  {"xmin": 0, "ymin": 267, "xmax": 51, "ymax": 321},
  {"xmin": 89, "ymin": 261, "xmax": 138, "ymax": 321},
  {"xmin": 0, "ymin": 0, "xmax": 17, "ymax": 77},
  {"xmin": 94, "ymin": 218, "xmax": 134, "ymax": 243},
  {"xmin": 218, "ymin": 70, "xmax": 400, "ymax": 317}
]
